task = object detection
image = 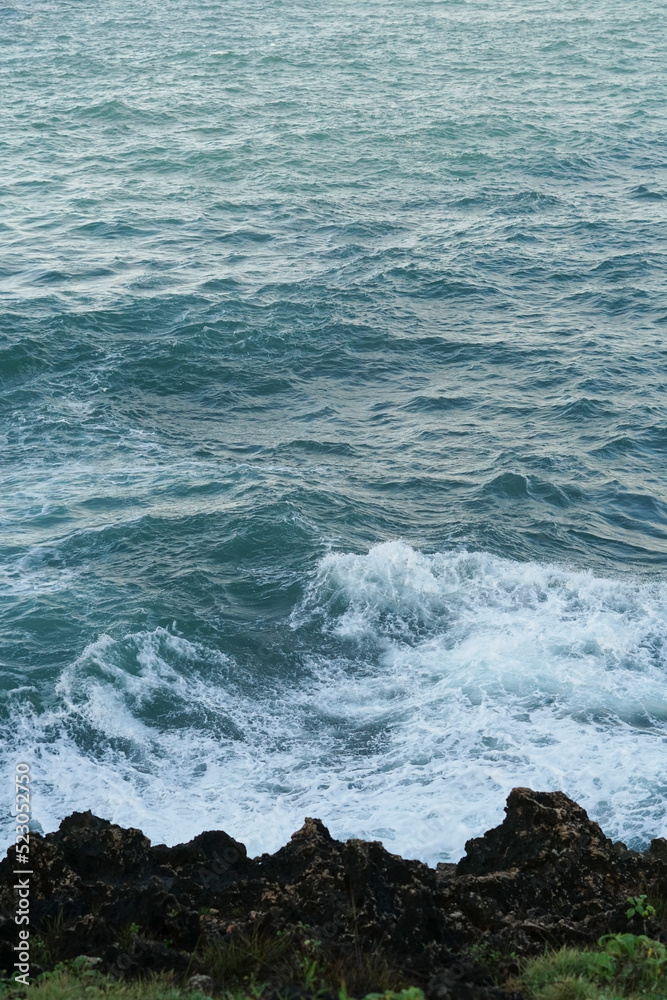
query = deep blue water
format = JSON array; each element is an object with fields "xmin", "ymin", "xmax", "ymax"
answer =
[{"xmin": 1, "ymin": 0, "xmax": 667, "ymax": 861}]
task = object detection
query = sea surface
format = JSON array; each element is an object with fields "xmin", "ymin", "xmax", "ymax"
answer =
[{"xmin": 1, "ymin": 0, "xmax": 667, "ymax": 862}]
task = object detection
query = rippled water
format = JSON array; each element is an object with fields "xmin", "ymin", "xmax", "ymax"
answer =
[{"xmin": 1, "ymin": 0, "xmax": 667, "ymax": 861}]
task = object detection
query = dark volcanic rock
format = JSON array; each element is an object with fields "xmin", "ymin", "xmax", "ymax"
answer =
[
  {"xmin": 1, "ymin": 788, "xmax": 666, "ymax": 993},
  {"xmin": 450, "ymin": 788, "xmax": 667, "ymax": 951},
  {"xmin": 459, "ymin": 788, "xmax": 624, "ymax": 876}
]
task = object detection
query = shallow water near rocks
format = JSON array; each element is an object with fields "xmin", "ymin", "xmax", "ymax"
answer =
[{"xmin": 1, "ymin": 0, "xmax": 667, "ymax": 861}]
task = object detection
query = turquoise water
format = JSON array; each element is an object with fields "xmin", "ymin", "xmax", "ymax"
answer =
[{"xmin": 2, "ymin": 0, "xmax": 667, "ymax": 861}]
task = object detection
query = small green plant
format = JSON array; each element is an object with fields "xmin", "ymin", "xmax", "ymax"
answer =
[
  {"xmin": 297, "ymin": 935, "xmax": 323, "ymax": 992},
  {"xmin": 597, "ymin": 932, "xmax": 667, "ymax": 992},
  {"xmin": 115, "ymin": 921, "xmax": 143, "ymax": 948},
  {"xmin": 31, "ymin": 956, "xmax": 105, "ymax": 985},
  {"xmin": 626, "ymin": 894, "xmax": 656, "ymax": 920}
]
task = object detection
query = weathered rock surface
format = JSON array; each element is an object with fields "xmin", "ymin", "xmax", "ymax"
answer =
[{"xmin": 1, "ymin": 788, "xmax": 665, "ymax": 996}]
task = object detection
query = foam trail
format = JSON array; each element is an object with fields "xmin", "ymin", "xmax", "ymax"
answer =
[{"xmin": 2, "ymin": 543, "xmax": 666, "ymax": 863}]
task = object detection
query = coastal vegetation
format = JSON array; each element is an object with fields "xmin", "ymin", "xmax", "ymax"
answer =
[{"xmin": 2, "ymin": 932, "xmax": 667, "ymax": 1000}]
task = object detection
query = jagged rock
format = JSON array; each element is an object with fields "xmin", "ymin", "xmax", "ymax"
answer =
[
  {"xmin": 650, "ymin": 838, "xmax": 667, "ymax": 862},
  {"xmin": 458, "ymin": 788, "xmax": 623, "ymax": 876},
  {"xmin": 1, "ymin": 788, "xmax": 665, "ymax": 991},
  {"xmin": 450, "ymin": 787, "xmax": 667, "ymax": 950}
]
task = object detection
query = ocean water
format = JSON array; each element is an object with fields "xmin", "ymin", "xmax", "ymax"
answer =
[{"xmin": 1, "ymin": 0, "xmax": 667, "ymax": 862}]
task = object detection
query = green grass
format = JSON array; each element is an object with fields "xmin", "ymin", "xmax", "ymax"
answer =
[
  {"xmin": 0, "ymin": 962, "xmax": 423, "ymax": 1000},
  {"xmin": 0, "ymin": 964, "xmax": 209, "ymax": 1000},
  {"xmin": 518, "ymin": 933, "xmax": 667, "ymax": 1000}
]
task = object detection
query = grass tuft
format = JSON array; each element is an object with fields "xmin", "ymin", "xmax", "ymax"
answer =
[
  {"xmin": 518, "ymin": 932, "xmax": 667, "ymax": 1000},
  {"xmin": 191, "ymin": 925, "xmax": 409, "ymax": 997}
]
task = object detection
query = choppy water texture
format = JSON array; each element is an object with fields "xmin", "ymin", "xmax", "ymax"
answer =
[{"xmin": 1, "ymin": 0, "xmax": 667, "ymax": 861}]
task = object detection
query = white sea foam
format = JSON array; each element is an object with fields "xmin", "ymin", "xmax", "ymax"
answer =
[{"xmin": 3, "ymin": 542, "xmax": 667, "ymax": 863}]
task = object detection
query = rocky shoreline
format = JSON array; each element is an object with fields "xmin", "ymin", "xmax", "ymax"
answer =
[{"xmin": 2, "ymin": 788, "xmax": 666, "ymax": 998}]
